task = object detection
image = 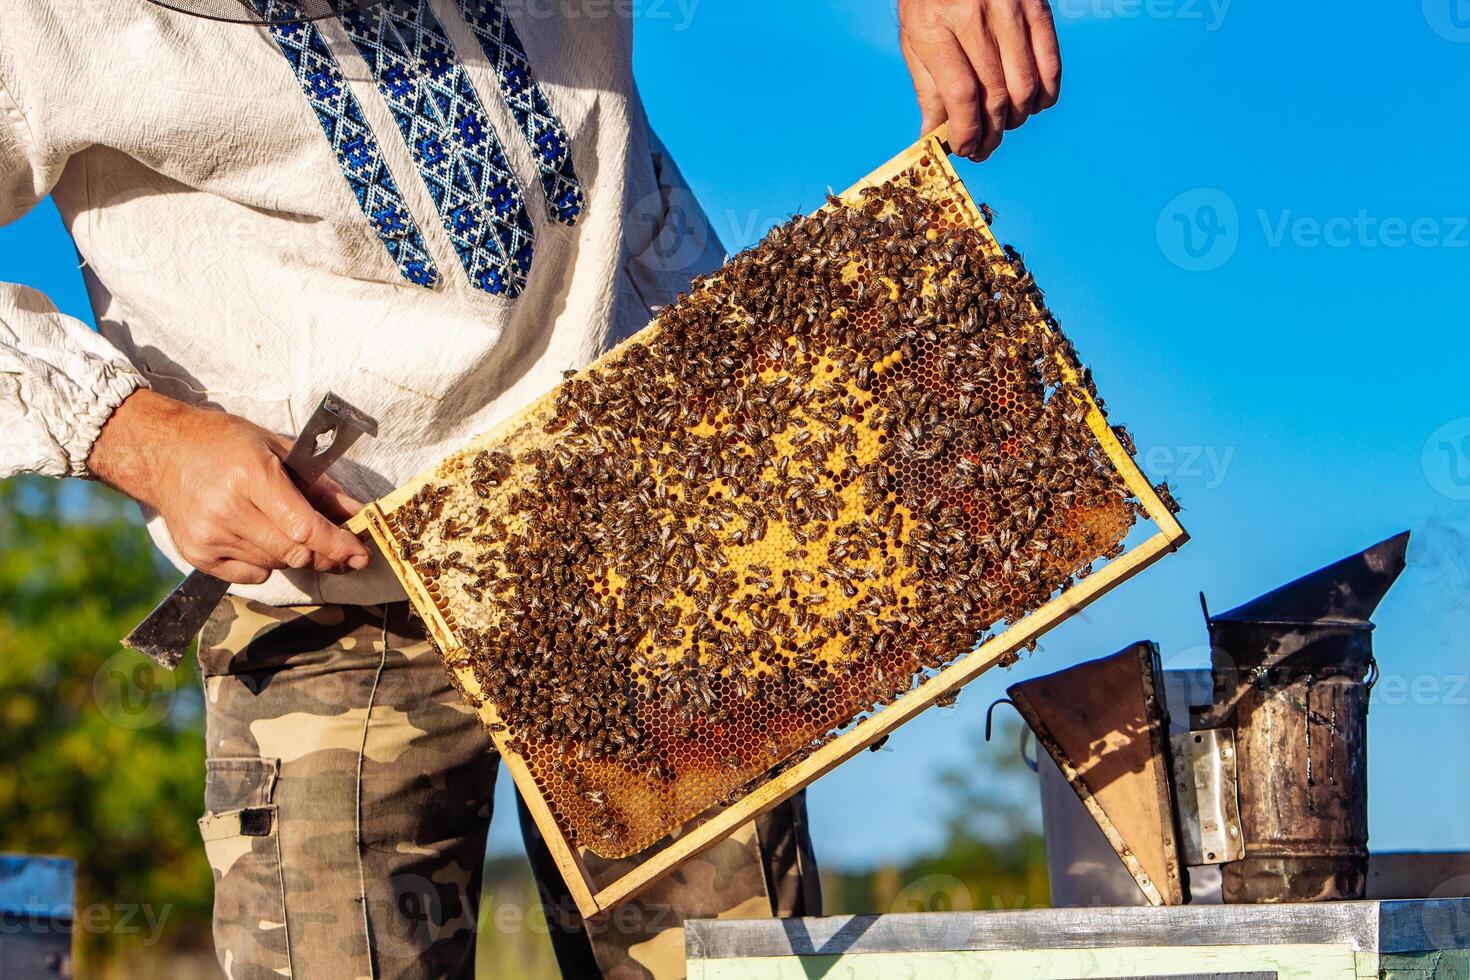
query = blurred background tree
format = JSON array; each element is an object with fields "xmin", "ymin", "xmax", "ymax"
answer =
[
  {"xmin": 0, "ymin": 477, "xmax": 212, "ymax": 973},
  {"xmin": 821, "ymin": 717, "xmax": 1050, "ymax": 916}
]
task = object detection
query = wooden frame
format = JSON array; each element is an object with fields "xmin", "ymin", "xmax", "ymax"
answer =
[{"xmin": 347, "ymin": 129, "xmax": 1189, "ymax": 920}]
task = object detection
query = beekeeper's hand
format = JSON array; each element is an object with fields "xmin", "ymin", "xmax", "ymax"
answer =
[
  {"xmin": 87, "ymin": 389, "xmax": 371, "ymax": 585},
  {"xmin": 898, "ymin": 0, "xmax": 1062, "ymax": 162}
]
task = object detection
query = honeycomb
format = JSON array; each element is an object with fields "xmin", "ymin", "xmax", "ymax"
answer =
[{"xmin": 372, "ymin": 149, "xmax": 1154, "ymax": 859}]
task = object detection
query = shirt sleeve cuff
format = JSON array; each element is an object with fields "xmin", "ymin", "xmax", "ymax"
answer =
[{"xmin": 68, "ymin": 366, "xmax": 150, "ymax": 479}]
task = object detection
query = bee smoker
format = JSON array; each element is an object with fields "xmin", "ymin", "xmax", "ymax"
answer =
[{"xmin": 1202, "ymin": 531, "xmax": 1409, "ymax": 903}]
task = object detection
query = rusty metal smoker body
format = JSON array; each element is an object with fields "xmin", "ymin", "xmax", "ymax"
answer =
[{"xmin": 1204, "ymin": 531, "xmax": 1409, "ymax": 903}]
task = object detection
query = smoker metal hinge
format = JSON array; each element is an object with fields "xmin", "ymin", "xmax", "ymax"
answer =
[{"xmin": 1169, "ymin": 728, "xmax": 1245, "ymax": 867}]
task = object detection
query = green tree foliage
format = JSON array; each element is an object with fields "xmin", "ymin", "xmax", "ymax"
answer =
[
  {"xmin": 0, "ymin": 477, "xmax": 212, "ymax": 966},
  {"xmin": 822, "ymin": 717, "xmax": 1050, "ymax": 915},
  {"xmin": 907, "ymin": 717, "xmax": 1051, "ymax": 909}
]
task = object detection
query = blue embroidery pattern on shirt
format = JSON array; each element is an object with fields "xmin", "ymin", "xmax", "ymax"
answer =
[
  {"xmin": 455, "ymin": 0, "xmax": 586, "ymax": 225},
  {"xmin": 343, "ymin": 0, "xmax": 537, "ymax": 297},
  {"xmin": 259, "ymin": 6, "xmax": 440, "ymax": 289}
]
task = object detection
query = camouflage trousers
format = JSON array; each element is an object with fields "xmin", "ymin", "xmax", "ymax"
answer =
[{"xmin": 196, "ymin": 597, "xmax": 820, "ymax": 980}]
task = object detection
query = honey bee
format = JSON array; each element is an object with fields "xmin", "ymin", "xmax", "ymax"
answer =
[{"xmin": 1155, "ymin": 482, "xmax": 1183, "ymax": 515}]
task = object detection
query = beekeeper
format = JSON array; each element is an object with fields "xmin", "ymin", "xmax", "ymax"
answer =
[{"xmin": 0, "ymin": 0, "xmax": 1061, "ymax": 975}]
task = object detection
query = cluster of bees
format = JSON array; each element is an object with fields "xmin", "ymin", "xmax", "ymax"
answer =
[{"xmin": 386, "ymin": 164, "xmax": 1154, "ymax": 855}]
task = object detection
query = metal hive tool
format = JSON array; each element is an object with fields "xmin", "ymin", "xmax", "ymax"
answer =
[{"xmin": 347, "ymin": 129, "xmax": 1189, "ymax": 917}]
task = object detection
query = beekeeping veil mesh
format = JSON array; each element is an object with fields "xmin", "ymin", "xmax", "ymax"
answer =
[{"xmin": 144, "ymin": 0, "xmax": 386, "ymax": 24}]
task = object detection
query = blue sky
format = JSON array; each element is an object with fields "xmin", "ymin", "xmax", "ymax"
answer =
[
  {"xmin": 628, "ymin": 0, "xmax": 1470, "ymax": 867},
  {"xmin": 4, "ymin": 1, "xmax": 1467, "ymax": 870}
]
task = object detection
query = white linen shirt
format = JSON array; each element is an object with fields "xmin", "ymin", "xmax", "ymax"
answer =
[{"xmin": 0, "ymin": 0, "xmax": 723, "ymax": 604}]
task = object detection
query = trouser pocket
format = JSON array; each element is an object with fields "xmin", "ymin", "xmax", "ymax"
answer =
[{"xmin": 199, "ymin": 757, "xmax": 291, "ymax": 978}]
